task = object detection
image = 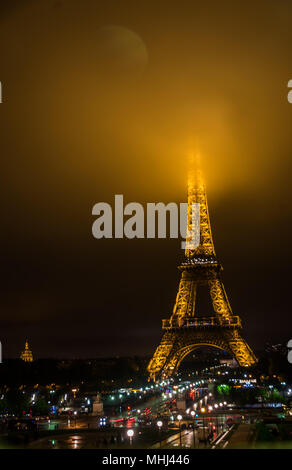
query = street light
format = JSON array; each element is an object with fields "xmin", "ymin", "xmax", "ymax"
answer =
[
  {"xmin": 157, "ymin": 420, "xmax": 163, "ymax": 448},
  {"xmin": 200, "ymin": 408, "xmax": 206, "ymax": 445},
  {"xmin": 177, "ymin": 414, "xmax": 182, "ymax": 447},
  {"xmin": 191, "ymin": 411, "xmax": 196, "ymax": 448},
  {"xmin": 127, "ymin": 429, "xmax": 134, "ymax": 446}
]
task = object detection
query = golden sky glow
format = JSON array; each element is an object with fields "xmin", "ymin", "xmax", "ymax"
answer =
[
  {"xmin": 1, "ymin": 0, "xmax": 292, "ymax": 209},
  {"xmin": 1, "ymin": 0, "xmax": 292, "ymax": 356}
]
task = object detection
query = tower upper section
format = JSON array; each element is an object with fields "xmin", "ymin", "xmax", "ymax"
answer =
[{"xmin": 184, "ymin": 161, "xmax": 216, "ymax": 265}]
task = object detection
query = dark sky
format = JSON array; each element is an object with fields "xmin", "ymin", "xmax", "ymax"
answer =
[{"xmin": 1, "ymin": 0, "xmax": 292, "ymax": 358}]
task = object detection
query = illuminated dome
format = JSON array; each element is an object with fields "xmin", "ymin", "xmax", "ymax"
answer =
[{"xmin": 20, "ymin": 340, "xmax": 33, "ymax": 362}]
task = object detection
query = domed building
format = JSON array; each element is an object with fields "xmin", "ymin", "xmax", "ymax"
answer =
[{"xmin": 20, "ymin": 340, "xmax": 33, "ymax": 362}]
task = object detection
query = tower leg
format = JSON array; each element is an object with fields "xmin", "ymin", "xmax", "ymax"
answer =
[
  {"xmin": 147, "ymin": 331, "xmax": 175, "ymax": 381},
  {"xmin": 148, "ymin": 328, "xmax": 257, "ymax": 381},
  {"xmin": 226, "ymin": 330, "xmax": 257, "ymax": 366}
]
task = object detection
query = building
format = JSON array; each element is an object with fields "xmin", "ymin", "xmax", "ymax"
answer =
[{"xmin": 20, "ymin": 340, "xmax": 33, "ymax": 362}]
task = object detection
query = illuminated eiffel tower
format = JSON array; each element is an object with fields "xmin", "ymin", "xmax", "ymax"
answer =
[{"xmin": 148, "ymin": 165, "xmax": 257, "ymax": 381}]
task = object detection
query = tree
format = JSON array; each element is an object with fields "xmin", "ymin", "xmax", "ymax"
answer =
[{"xmin": 32, "ymin": 397, "xmax": 50, "ymax": 416}]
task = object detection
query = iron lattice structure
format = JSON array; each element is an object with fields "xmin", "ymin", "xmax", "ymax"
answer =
[{"xmin": 147, "ymin": 171, "xmax": 257, "ymax": 381}]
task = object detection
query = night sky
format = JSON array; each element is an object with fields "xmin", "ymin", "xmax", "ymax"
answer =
[{"xmin": 1, "ymin": 0, "xmax": 292, "ymax": 358}]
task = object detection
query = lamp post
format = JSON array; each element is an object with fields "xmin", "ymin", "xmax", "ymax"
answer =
[
  {"xmin": 157, "ymin": 420, "xmax": 163, "ymax": 448},
  {"xmin": 177, "ymin": 414, "xmax": 182, "ymax": 447},
  {"xmin": 201, "ymin": 407, "xmax": 206, "ymax": 445},
  {"xmin": 127, "ymin": 429, "xmax": 134, "ymax": 446},
  {"xmin": 214, "ymin": 403, "xmax": 218, "ymax": 437},
  {"xmin": 191, "ymin": 410, "xmax": 196, "ymax": 448}
]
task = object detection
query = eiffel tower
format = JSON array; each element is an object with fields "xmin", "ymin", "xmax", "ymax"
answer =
[{"xmin": 147, "ymin": 166, "xmax": 257, "ymax": 381}]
